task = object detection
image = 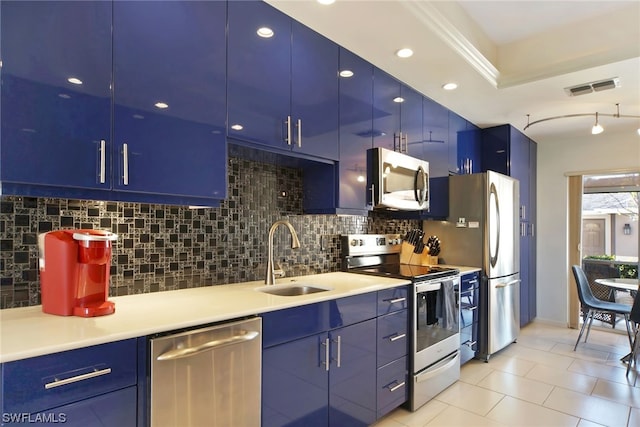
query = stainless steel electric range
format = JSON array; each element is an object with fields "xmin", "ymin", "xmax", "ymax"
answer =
[{"xmin": 341, "ymin": 234, "xmax": 461, "ymax": 411}]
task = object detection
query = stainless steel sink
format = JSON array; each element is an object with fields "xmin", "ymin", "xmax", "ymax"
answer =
[{"xmin": 256, "ymin": 284, "xmax": 331, "ymax": 297}]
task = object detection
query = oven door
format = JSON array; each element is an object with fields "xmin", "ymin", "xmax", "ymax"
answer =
[{"xmin": 413, "ymin": 276, "xmax": 460, "ymax": 371}]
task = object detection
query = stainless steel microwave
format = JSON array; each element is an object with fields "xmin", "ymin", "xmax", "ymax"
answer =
[{"xmin": 367, "ymin": 147, "xmax": 429, "ymax": 211}]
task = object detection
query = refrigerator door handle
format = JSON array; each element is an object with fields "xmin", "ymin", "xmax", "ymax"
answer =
[
  {"xmin": 496, "ymin": 279, "xmax": 521, "ymax": 288},
  {"xmin": 488, "ymin": 182, "xmax": 500, "ymax": 268}
]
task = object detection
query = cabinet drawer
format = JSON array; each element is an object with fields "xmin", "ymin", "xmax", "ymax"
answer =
[
  {"xmin": 376, "ymin": 356, "xmax": 407, "ymax": 419},
  {"xmin": 262, "ymin": 293, "xmax": 377, "ymax": 348},
  {"xmin": 331, "ymin": 292, "xmax": 378, "ymax": 328},
  {"xmin": 1, "ymin": 339, "xmax": 137, "ymax": 414},
  {"xmin": 377, "ymin": 309, "xmax": 408, "ymax": 367},
  {"xmin": 262, "ymin": 303, "xmax": 328, "ymax": 348},
  {"xmin": 460, "ymin": 325, "xmax": 477, "ymax": 365},
  {"xmin": 378, "ymin": 286, "xmax": 409, "ymax": 315}
]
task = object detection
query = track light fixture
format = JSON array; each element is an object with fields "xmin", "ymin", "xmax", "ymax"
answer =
[
  {"xmin": 524, "ymin": 104, "xmax": 640, "ymax": 135},
  {"xmin": 591, "ymin": 112, "xmax": 604, "ymax": 135}
]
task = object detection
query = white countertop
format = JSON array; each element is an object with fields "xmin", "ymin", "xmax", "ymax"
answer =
[{"xmin": 0, "ymin": 272, "xmax": 410, "ymax": 363}]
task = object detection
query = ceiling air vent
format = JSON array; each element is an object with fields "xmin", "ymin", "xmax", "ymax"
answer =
[{"xmin": 565, "ymin": 77, "xmax": 620, "ymax": 96}]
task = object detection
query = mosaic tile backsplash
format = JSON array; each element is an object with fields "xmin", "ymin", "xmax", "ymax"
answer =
[{"xmin": 0, "ymin": 157, "xmax": 419, "ymax": 309}]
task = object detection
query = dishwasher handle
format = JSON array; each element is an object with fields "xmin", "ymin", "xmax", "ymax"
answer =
[{"xmin": 156, "ymin": 330, "xmax": 259, "ymax": 361}]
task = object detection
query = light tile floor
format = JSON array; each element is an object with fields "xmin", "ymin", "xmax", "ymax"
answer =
[{"xmin": 374, "ymin": 321, "xmax": 640, "ymax": 427}]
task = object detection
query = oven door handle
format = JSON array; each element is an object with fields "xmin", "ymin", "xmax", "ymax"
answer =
[
  {"xmin": 415, "ymin": 352, "xmax": 459, "ymax": 383},
  {"xmin": 415, "ymin": 282, "xmax": 443, "ymax": 293}
]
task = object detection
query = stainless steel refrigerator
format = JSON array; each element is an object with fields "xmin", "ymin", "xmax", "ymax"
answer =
[{"xmin": 423, "ymin": 171, "xmax": 520, "ymax": 361}]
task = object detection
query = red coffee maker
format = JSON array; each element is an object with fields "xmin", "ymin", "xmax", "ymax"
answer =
[{"xmin": 38, "ymin": 229, "xmax": 118, "ymax": 317}]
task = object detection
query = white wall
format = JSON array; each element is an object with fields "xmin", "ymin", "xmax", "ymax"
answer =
[{"xmin": 536, "ymin": 130, "xmax": 640, "ymax": 324}]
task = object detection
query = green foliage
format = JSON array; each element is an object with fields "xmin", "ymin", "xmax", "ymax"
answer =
[
  {"xmin": 618, "ymin": 264, "xmax": 638, "ymax": 279},
  {"xmin": 583, "ymin": 254, "xmax": 615, "ymax": 260}
]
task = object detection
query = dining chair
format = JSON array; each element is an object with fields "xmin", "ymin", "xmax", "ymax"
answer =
[
  {"xmin": 626, "ymin": 291, "xmax": 640, "ymax": 376},
  {"xmin": 572, "ymin": 265, "xmax": 632, "ymax": 351}
]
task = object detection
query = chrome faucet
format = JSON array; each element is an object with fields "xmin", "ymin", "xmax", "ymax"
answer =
[{"xmin": 265, "ymin": 220, "xmax": 300, "ymax": 285}]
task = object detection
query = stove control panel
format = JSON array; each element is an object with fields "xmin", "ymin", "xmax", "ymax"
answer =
[{"xmin": 341, "ymin": 234, "xmax": 403, "ymax": 256}]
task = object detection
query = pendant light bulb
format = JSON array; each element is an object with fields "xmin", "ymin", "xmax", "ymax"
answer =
[{"xmin": 591, "ymin": 112, "xmax": 604, "ymax": 135}]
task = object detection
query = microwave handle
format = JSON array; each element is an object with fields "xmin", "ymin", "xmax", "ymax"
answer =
[{"xmin": 414, "ymin": 165, "xmax": 428, "ymax": 205}]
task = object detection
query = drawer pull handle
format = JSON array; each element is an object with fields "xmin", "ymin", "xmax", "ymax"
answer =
[
  {"xmin": 468, "ymin": 279, "xmax": 478, "ymax": 285},
  {"xmin": 45, "ymin": 367, "xmax": 112, "ymax": 389},
  {"xmin": 389, "ymin": 333, "xmax": 406, "ymax": 342},
  {"xmin": 467, "ymin": 306, "xmax": 478, "ymax": 311},
  {"xmin": 388, "ymin": 381, "xmax": 406, "ymax": 392},
  {"xmin": 385, "ymin": 297, "xmax": 406, "ymax": 304},
  {"xmin": 465, "ymin": 340, "xmax": 477, "ymax": 348}
]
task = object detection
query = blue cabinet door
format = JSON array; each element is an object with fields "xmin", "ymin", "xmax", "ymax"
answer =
[
  {"xmin": 262, "ymin": 333, "xmax": 329, "ymax": 427},
  {"xmin": 329, "ymin": 320, "xmax": 377, "ymax": 426},
  {"xmin": 0, "ymin": 1, "xmax": 112, "ymax": 191},
  {"xmin": 448, "ymin": 111, "xmax": 468, "ymax": 175},
  {"xmin": 422, "ymin": 97, "xmax": 449, "ymax": 177},
  {"xmin": 401, "ymin": 86, "xmax": 424, "ymax": 159},
  {"xmin": 227, "ymin": 0, "xmax": 291, "ymax": 150},
  {"xmin": 291, "ymin": 21, "xmax": 339, "ymax": 160},
  {"xmin": 337, "ymin": 49, "xmax": 374, "ymax": 212},
  {"xmin": 112, "ymin": 1, "xmax": 226, "ymax": 199},
  {"xmin": 373, "ymin": 69, "xmax": 401, "ymax": 151}
]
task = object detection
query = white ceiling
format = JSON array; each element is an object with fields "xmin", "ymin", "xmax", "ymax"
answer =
[{"xmin": 266, "ymin": 0, "xmax": 640, "ymax": 144}]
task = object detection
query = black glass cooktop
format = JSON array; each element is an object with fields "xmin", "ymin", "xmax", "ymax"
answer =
[{"xmin": 353, "ymin": 264, "xmax": 459, "ymax": 281}]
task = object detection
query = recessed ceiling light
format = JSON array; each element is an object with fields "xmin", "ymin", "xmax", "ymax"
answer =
[
  {"xmin": 67, "ymin": 77, "xmax": 83, "ymax": 85},
  {"xmin": 339, "ymin": 70, "xmax": 354, "ymax": 78},
  {"xmin": 317, "ymin": 0, "xmax": 335, "ymax": 4},
  {"xmin": 442, "ymin": 82, "xmax": 458, "ymax": 91},
  {"xmin": 257, "ymin": 27, "xmax": 274, "ymax": 38},
  {"xmin": 154, "ymin": 102, "xmax": 169, "ymax": 109},
  {"xmin": 231, "ymin": 124, "xmax": 244, "ymax": 131},
  {"xmin": 393, "ymin": 97, "xmax": 404, "ymax": 103},
  {"xmin": 396, "ymin": 48, "xmax": 413, "ymax": 58}
]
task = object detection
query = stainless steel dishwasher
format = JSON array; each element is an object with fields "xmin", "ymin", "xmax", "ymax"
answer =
[{"xmin": 150, "ymin": 317, "xmax": 261, "ymax": 427}]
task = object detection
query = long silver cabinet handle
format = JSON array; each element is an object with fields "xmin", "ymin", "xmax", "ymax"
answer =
[
  {"xmin": 45, "ymin": 367, "xmax": 111, "ymax": 389},
  {"xmin": 296, "ymin": 118, "xmax": 302, "ymax": 148},
  {"xmin": 122, "ymin": 143, "xmax": 129, "ymax": 186},
  {"xmin": 496, "ymin": 279, "xmax": 521, "ymax": 289},
  {"xmin": 322, "ymin": 338, "xmax": 330, "ymax": 371},
  {"xmin": 335, "ymin": 335, "xmax": 341, "ymax": 368},
  {"xmin": 285, "ymin": 116, "xmax": 292, "ymax": 145},
  {"xmin": 157, "ymin": 330, "xmax": 259, "ymax": 361},
  {"xmin": 388, "ymin": 381, "xmax": 406, "ymax": 392},
  {"xmin": 385, "ymin": 297, "xmax": 406, "ymax": 304},
  {"xmin": 98, "ymin": 140, "xmax": 106, "ymax": 184},
  {"xmin": 389, "ymin": 333, "xmax": 406, "ymax": 342}
]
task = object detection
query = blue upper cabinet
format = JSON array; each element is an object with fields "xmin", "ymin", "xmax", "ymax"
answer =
[
  {"xmin": 372, "ymin": 70, "xmax": 423, "ymax": 157},
  {"xmin": 422, "ymin": 97, "xmax": 450, "ymax": 177},
  {"xmin": 401, "ymin": 86, "xmax": 424, "ymax": 159},
  {"xmin": 337, "ymin": 48, "xmax": 374, "ymax": 213},
  {"xmin": 227, "ymin": 1, "xmax": 339, "ymax": 161},
  {"xmin": 456, "ymin": 121, "xmax": 482, "ymax": 175},
  {"xmin": 372, "ymin": 69, "xmax": 401, "ymax": 152},
  {"xmin": 291, "ymin": 21, "xmax": 340, "ymax": 159},
  {"xmin": 112, "ymin": 1, "xmax": 227, "ymax": 200},
  {"xmin": 0, "ymin": 1, "xmax": 112, "ymax": 192}
]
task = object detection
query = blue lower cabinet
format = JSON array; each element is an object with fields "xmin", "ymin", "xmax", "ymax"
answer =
[
  {"xmin": 0, "ymin": 339, "xmax": 137, "ymax": 426},
  {"xmin": 262, "ymin": 289, "xmax": 408, "ymax": 426},
  {"xmin": 460, "ymin": 272, "xmax": 480, "ymax": 364},
  {"xmin": 377, "ymin": 356, "xmax": 408, "ymax": 419},
  {"xmin": 262, "ymin": 333, "xmax": 329, "ymax": 427},
  {"xmin": 329, "ymin": 320, "xmax": 377, "ymax": 426}
]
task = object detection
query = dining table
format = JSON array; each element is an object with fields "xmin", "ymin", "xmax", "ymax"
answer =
[
  {"xmin": 595, "ymin": 277, "xmax": 640, "ymax": 363},
  {"xmin": 595, "ymin": 277, "xmax": 640, "ymax": 292}
]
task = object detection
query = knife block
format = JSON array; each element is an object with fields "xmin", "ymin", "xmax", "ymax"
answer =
[
  {"xmin": 400, "ymin": 242, "xmax": 420, "ymax": 265},
  {"xmin": 421, "ymin": 254, "xmax": 439, "ymax": 266}
]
